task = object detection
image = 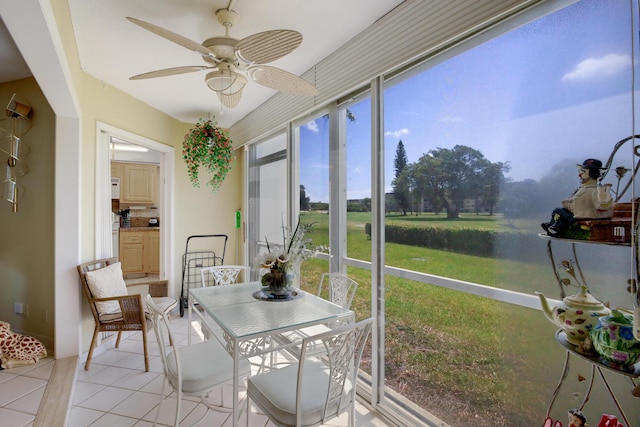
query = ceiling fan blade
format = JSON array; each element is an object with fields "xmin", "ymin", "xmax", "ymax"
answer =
[
  {"xmin": 236, "ymin": 30, "xmax": 302, "ymax": 64},
  {"xmin": 248, "ymin": 65, "xmax": 319, "ymax": 96},
  {"xmin": 130, "ymin": 66, "xmax": 212, "ymax": 80},
  {"xmin": 216, "ymin": 91, "xmax": 243, "ymax": 109},
  {"xmin": 126, "ymin": 17, "xmax": 217, "ymax": 60}
]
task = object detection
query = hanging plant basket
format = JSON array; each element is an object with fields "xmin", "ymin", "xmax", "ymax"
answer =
[{"xmin": 182, "ymin": 116, "xmax": 234, "ymax": 192}]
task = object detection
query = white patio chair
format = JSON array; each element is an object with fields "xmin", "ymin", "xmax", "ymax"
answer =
[
  {"xmin": 317, "ymin": 273, "xmax": 358, "ymax": 310},
  {"xmin": 200, "ymin": 265, "xmax": 249, "ymax": 287},
  {"xmin": 247, "ymin": 317, "xmax": 373, "ymax": 427},
  {"xmin": 198, "ymin": 265, "xmax": 249, "ymax": 341},
  {"xmin": 275, "ymin": 273, "xmax": 359, "ymax": 359},
  {"xmin": 144, "ymin": 295, "xmax": 251, "ymax": 427}
]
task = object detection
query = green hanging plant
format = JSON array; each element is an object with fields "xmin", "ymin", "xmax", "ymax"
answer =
[{"xmin": 182, "ymin": 116, "xmax": 234, "ymax": 192}]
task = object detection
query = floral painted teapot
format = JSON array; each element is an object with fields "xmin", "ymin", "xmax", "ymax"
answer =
[{"xmin": 536, "ymin": 285, "xmax": 611, "ymax": 345}]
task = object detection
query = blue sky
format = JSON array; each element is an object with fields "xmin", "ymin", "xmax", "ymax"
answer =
[{"xmin": 300, "ymin": 0, "xmax": 637, "ymax": 203}]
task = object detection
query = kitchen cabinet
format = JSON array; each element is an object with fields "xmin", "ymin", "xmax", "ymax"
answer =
[
  {"xmin": 112, "ymin": 162, "xmax": 159, "ymax": 204},
  {"xmin": 120, "ymin": 229, "xmax": 159, "ymax": 277},
  {"xmin": 147, "ymin": 231, "xmax": 160, "ymax": 274},
  {"xmin": 110, "ymin": 162, "xmax": 123, "ymax": 180}
]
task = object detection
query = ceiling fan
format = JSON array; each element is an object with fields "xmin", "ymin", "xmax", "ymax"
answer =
[{"xmin": 126, "ymin": 7, "xmax": 319, "ymax": 108}]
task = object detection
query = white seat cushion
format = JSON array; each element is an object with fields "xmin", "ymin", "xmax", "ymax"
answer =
[
  {"xmin": 97, "ymin": 296, "xmax": 175, "ymax": 324},
  {"xmin": 149, "ymin": 297, "xmax": 177, "ymax": 314},
  {"xmin": 166, "ymin": 339, "xmax": 251, "ymax": 395},
  {"xmin": 199, "ymin": 315, "xmax": 221, "ymax": 341},
  {"xmin": 85, "ymin": 262, "xmax": 128, "ymax": 315},
  {"xmin": 248, "ymin": 359, "xmax": 352, "ymax": 426},
  {"xmin": 97, "ymin": 311, "xmax": 125, "ymax": 323}
]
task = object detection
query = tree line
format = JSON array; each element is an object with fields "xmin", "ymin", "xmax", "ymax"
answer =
[
  {"xmin": 300, "ymin": 140, "xmax": 581, "ymax": 220},
  {"xmin": 392, "ymin": 141, "xmax": 510, "ymax": 219}
]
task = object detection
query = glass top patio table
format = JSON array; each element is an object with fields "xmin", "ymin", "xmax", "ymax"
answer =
[
  {"xmin": 188, "ymin": 281, "xmax": 354, "ymax": 427},
  {"xmin": 189, "ymin": 281, "xmax": 353, "ymax": 339}
]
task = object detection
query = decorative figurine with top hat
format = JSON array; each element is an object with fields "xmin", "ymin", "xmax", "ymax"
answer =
[{"xmin": 541, "ymin": 158, "xmax": 613, "ymax": 237}]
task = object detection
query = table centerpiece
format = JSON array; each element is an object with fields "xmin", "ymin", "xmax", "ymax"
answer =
[{"xmin": 253, "ymin": 217, "xmax": 328, "ymax": 299}]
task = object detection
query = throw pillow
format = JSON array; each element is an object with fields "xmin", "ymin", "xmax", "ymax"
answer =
[{"xmin": 85, "ymin": 262, "xmax": 128, "ymax": 315}]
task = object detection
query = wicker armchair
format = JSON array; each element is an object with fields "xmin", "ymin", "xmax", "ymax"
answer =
[{"xmin": 77, "ymin": 257, "xmax": 176, "ymax": 372}]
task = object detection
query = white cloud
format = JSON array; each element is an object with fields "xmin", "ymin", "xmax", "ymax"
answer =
[
  {"xmin": 384, "ymin": 128, "xmax": 409, "ymax": 139},
  {"xmin": 305, "ymin": 120, "xmax": 319, "ymax": 132},
  {"xmin": 562, "ymin": 53, "xmax": 631, "ymax": 81}
]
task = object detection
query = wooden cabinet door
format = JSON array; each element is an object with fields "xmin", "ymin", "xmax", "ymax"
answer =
[
  {"xmin": 122, "ymin": 163, "xmax": 158, "ymax": 203},
  {"xmin": 120, "ymin": 232, "xmax": 145, "ymax": 274},
  {"xmin": 110, "ymin": 161, "xmax": 124, "ymax": 180},
  {"xmin": 147, "ymin": 231, "xmax": 160, "ymax": 274},
  {"xmin": 110, "ymin": 162, "xmax": 124, "ymax": 180}
]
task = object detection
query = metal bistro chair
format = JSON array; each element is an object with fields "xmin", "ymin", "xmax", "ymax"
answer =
[
  {"xmin": 317, "ymin": 273, "xmax": 358, "ymax": 310},
  {"xmin": 145, "ymin": 295, "xmax": 251, "ymax": 427},
  {"xmin": 200, "ymin": 265, "xmax": 249, "ymax": 287},
  {"xmin": 275, "ymin": 273, "xmax": 359, "ymax": 359},
  {"xmin": 77, "ymin": 257, "xmax": 176, "ymax": 372},
  {"xmin": 247, "ymin": 317, "xmax": 373, "ymax": 427},
  {"xmin": 197, "ymin": 265, "xmax": 249, "ymax": 341}
]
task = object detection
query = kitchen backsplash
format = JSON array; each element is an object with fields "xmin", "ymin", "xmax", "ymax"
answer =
[{"xmin": 118, "ymin": 207, "xmax": 160, "ymax": 228}]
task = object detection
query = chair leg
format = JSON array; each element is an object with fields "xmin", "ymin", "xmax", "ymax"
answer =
[
  {"xmin": 84, "ymin": 327, "xmax": 100, "ymax": 371},
  {"xmin": 175, "ymin": 389, "xmax": 182, "ymax": 427},
  {"xmin": 245, "ymin": 394, "xmax": 251, "ymax": 427},
  {"xmin": 142, "ymin": 328, "xmax": 149, "ymax": 372},
  {"xmin": 115, "ymin": 331, "xmax": 122, "ymax": 348},
  {"xmin": 349, "ymin": 397, "xmax": 355, "ymax": 427},
  {"xmin": 153, "ymin": 379, "xmax": 166, "ymax": 427}
]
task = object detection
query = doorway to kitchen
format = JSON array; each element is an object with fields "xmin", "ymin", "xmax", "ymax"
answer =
[{"xmin": 95, "ymin": 122, "xmax": 176, "ymax": 296}]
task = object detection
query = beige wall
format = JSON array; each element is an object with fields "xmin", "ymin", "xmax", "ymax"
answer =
[
  {"xmin": 0, "ymin": 72, "xmax": 245, "ymax": 353},
  {"xmin": 73, "ymin": 74, "xmax": 244, "ymax": 350},
  {"xmin": 0, "ymin": 78, "xmax": 55, "ymax": 347},
  {"xmin": 0, "ymin": 0, "xmax": 245, "ymax": 354}
]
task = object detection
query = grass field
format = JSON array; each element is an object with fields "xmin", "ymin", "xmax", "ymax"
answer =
[{"xmin": 294, "ymin": 211, "xmax": 615, "ymax": 426}]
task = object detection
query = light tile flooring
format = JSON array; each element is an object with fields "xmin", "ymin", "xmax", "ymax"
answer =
[
  {"xmin": 1, "ymin": 313, "xmax": 392, "ymax": 427},
  {"xmin": 0, "ymin": 355, "xmax": 55, "ymax": 426}
]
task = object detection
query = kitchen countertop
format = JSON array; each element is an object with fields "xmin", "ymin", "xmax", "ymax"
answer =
[{"xmin": 119, "ymin": 227, "xmax": 160, "ymax": 232}]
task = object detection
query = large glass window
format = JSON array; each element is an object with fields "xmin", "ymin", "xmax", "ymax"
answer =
[
  {"xmin": 248, "ymin": 132, "xmax": 287, "ymax": 268},
  {"xmin": 247, "ymin": 1, "xmax": 640, "ymax": 425},
  {"xmin": 295, "ymin": 113, "xmax": 330, "ymax": 289},
  {"xmin": 378, "ymin": 0, "xmax": 638, "ymax": 425},
  {"xmin": 344, "ymin": 97, "xmax": 373, "ymax": 263}
]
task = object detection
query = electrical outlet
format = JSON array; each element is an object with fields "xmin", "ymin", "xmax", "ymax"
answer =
[{"xmin": 14, "ymin": 302, "xmax": 23, "ymax": 314}]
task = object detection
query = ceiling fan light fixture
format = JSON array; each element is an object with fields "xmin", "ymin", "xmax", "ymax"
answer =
[{"xmin": 205, "ymin": 70, "xmax": 247, "ymax": 95}]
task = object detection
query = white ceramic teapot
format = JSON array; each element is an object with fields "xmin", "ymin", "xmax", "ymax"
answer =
[{"xmin": 536, "ymin": 285, "xmax": 611, "ymax": 345}]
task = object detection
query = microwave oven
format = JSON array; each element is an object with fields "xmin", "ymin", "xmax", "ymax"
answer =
[{"xmin": 111, "ymin": 178, "xmax": 120, "ymax": 199}]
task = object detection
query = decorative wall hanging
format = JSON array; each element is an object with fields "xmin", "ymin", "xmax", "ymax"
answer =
[
  {"xmin": 182, "ymin": 115, "xmax": 234, "ymax": 192},
  {"xmin": 0, "ymin": 93, "xmax": 32, "ymax": 212}
]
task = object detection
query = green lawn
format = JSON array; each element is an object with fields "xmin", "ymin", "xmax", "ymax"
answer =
[{"xmin": 298, "ymin": 210, "xmax": 568, "ymax": 426}]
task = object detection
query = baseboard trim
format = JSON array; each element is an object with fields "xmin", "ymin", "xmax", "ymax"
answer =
[{"xmin": 33, "ymin": 356, "xmax": 78, "ymax": 427}]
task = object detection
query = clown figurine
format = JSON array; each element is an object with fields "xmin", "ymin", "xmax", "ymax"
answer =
[
  {"xmin": 542, "ymin": 158, "xmax": 613, "ymax": 237},
  {"xmin": 562, "ymin": 159, "xmax": 613, "ymax": 219}
]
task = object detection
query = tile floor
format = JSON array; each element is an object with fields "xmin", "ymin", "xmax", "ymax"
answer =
[
  {"xmin": 1, "ymin": 313, "xmax": 392, "ymax": 427},
  {"xmin": 0, "ymin": 354, "xmax": 55, "ymax": 426}
]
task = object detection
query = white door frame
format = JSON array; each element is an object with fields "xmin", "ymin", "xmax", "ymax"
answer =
[{"xmin": 95, "ymin": 122, "xmax": 176, "ymax": 296}]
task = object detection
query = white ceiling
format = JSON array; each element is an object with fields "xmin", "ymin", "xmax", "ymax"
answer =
[
  {"xmin": 0, "ymin": 0, "xmax": 397, "ymax": 128},
  {"xmin": 0, "ymin": 19, "xmax": 31, "ymax": 85}
]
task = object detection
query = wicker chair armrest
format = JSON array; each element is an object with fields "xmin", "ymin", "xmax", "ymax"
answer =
[
  {"xmin": 90, "ymin": 294, "xmax": 140, "ymax": 304},
  {"xmin": 91, "ymin": 294, "xmax": 145, "ymax": 324},
  {"xmin": 126, "ymin": 280, "xmax": 169, "ymax": 297}
]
